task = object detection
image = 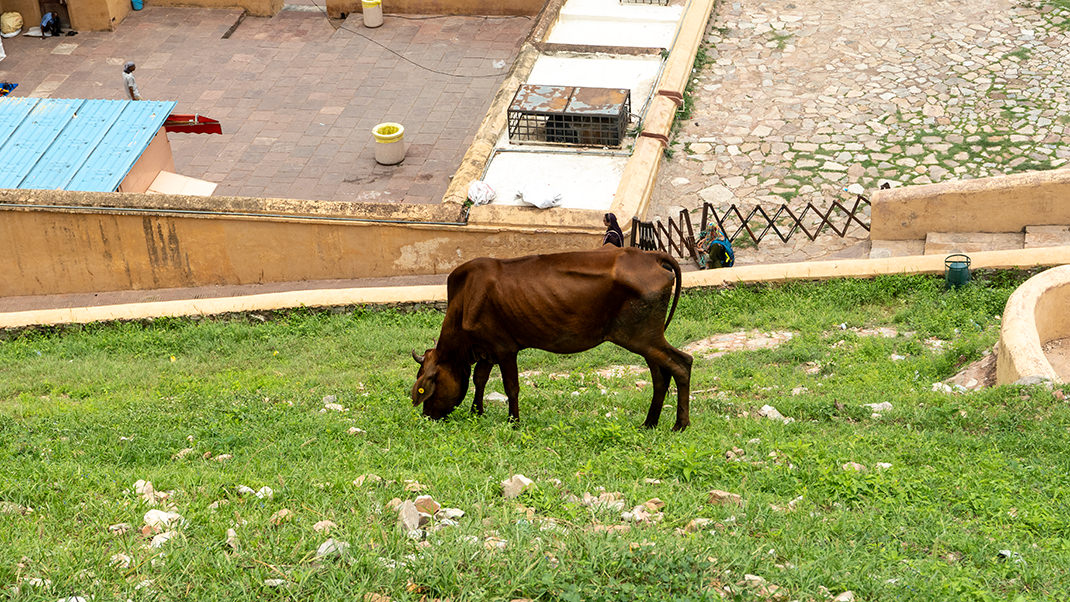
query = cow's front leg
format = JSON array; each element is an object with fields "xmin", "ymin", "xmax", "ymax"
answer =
[
  {"xmin": 500, "ymin": 354, "xmax": 521, "ymax": 424},
  {"xmin": 471, "ymin": 360, "xmax": 493, "ymax": 416}
]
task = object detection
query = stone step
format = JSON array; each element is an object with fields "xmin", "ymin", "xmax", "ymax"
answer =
[
  {"xmin": 1025, "ymin": 225, "xmax": 1070, "ymax": 249},
  {"xmin": 869, "ymin": 239, "xmax": 925, "ymax": 259},
  {"xmin": 924, "ymin": 232, "xmax": 1025, "ymax": 256}
]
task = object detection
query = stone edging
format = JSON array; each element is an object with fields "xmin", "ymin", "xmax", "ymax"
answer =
[
  {"xmin": 996, "ymin": 264, "xmax": 1070, "ymax": 385},
  {"xmin": 5, "ymin": 247, "xmax": 1069, "ymax": 330}
]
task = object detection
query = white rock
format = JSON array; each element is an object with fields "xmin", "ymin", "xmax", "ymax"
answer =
[
  {"xmin": 832, "ymin": 592, "xmax": 855, "ymax": 602},
  {"xmin": 842, "ymin": 462, "xmax": 867, "ymax": 472},
  {"xmin": 757, "ymin": 405, "xmax": 795, "ymax": 424},
  {"xmin": 323, "ymin": 402, "xmax": 347, "ymax": 412},
  {"xmin": 670, "ymin": 177, "xmax": 690, "ymax": 187},
  {"xmin": 237, "ymin": 485, "xmax": 256, "ymax": 496},
  {"xmin": 486, "ymin": 392, "xmax": 509, "ymax": 403},
  {"xmin": 263, "ymin": 579, "xmax": 290, "ymax": 588},
  {"xmin": 890, "ymin": 354, "xmax": 907, "ymax": 361},
  {"xmin": 863, "ymin": 402, "xmax": 893, "ymax": 413},
  {"xmin": 110, "ymin": 553, "xmax": 132, "ymax": 569},
  {"xmin": 875, "ymin": 462, "xmax": 893, "ymax": 470},
  {"xmin": 225, "ymin": 528, "xmax": 239, "ymax": 549},
  {"xmin": 56, "ymin": 597, "xmax": 88, "ymax": 602},
  {"xmin": 255, "ymin": 486, "xmax": 274, "ymax": 499},
  {"xmin": 24, "ymin": 578, "xmax": 52, "ymax": 587},
  {"xmin": 150, "ymin": 530, "xmax": 178, "ymax": 548},
  {"xmin": 315, "ymin": 538, "xmax": 350, "ymax": 558},
  {"xmin": 397, "ymin": 500, "xmax": 422, "ymax": 531},
  {"xmin": 931, "ymin": 382, "xmax": 954, "ymax": 393},
  {"xmin": 845, "ymin": 183, "xmax": 865, "ymax": 195},
  {"xmin": 143, "ymin": 509, "xmax": 183, "ymax": 529},
  {"xmin": 501, "ymin": 474, "xmax": 535, "ymax": 499},
  {"xmin": 347, "ymin": 427, "xmax": 366, "ymax": 436},
  {"xmin": 213, "ymin": 454, "xmax": 233, "ymax": 462},
  {"xmin": 437, "ymin": 507, "xmax": 465, "ymax": 520}
]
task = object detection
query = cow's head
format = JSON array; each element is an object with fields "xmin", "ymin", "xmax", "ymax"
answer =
[{"xmin": 411, "ymin": 348, "xmax": 470, "ymax": 419}]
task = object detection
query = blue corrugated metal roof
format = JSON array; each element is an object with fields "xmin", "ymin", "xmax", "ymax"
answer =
[{"xmin": 0, "ymin": 98, "xmax": 177, "ymax": 192}]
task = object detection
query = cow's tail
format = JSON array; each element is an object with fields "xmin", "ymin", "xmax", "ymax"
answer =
[{"xmin": 660, "ymin": 252, "xmax": 682, "ymax": 330}]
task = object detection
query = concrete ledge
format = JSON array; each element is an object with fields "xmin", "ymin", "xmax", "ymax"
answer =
[
  {"xmin": 996, "ymin": 264, "xmax": 1070, "ymax": 385},
  {"xmin": 682, "ymin": 246, "xmax": 1070, "ymax": 288},
  {"xmin": 871, "ymin": 169, "xmax": 1070, "ymax": 241},
  {"xmin": 6, "ymin": 246, "xmax": 1069, "ymax": 330}
]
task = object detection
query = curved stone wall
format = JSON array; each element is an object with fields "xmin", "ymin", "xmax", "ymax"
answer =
[{"xmin": 996, "ymin": 264, "xmax": 1070, "ymax": 385}]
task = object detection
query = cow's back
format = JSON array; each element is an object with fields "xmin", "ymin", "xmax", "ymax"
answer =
[{"xmin": 445, "ymin": 248, "xmax": 676, "ymax": 355}]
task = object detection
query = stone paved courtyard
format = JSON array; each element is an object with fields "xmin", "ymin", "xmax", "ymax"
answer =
[
  {"xmin": 0, "ymin": 7, "xmax": 530, "ymax": 203},
  {"xmin": 651, "ymin": 0, "xmax": 1070, "ymax": 265}
]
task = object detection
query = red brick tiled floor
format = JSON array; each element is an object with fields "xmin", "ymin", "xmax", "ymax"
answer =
[{"xmin": 0, "ymin": 6, "xmax": 531, "ymax": 203}]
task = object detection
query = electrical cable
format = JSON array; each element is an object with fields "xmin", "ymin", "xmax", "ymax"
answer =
[{"xmin": 302, "ymin": 0, "xmax": 531, "ymax": 78}]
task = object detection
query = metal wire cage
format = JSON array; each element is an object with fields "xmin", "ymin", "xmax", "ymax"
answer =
[{"xmin": 507, "ymin": 84, "xmax": 631, "ymax": 148}]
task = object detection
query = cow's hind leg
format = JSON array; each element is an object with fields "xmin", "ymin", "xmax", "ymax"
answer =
[
  {"xmin": 642, "ymin": 357, "xmax": 671, "ymax": 429},
  {"xmin": 629, "ymin": 340, "xmax": 692, "ymax": 431},
  {"xmin": 500, "ymin": 354, "xmax": 521, "ymax": 424},
  {"xmin": 471, "ymin": 360, "xmax": 493, "ymax": 416},
  {"xmin": 665, "ymin": 344, "xmax": 693, "ymax": 431}
]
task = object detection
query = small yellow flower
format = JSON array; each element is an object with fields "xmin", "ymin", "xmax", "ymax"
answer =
[
  {"xmin": 273, "ymin": 350, "xmax": 279, "ymax": 356},
  {"xmin": 170, "ymin": 356, "xmax": 176, "ymax": 362}
]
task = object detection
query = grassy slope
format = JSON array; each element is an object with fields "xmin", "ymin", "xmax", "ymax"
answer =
[{"xmin": 1, "ymin": 272, "xmax": 1069, "ymax": 601}]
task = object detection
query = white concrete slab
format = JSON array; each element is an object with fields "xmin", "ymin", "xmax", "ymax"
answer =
[
  {"xmin": 482, "ymin": 151, "xmax": 627, "ymax": 210},
  {"xmin": 548, "ymin": 0, "xmax": 684, "ymax": 48},
  {"xmin": 526, "ymin": 54, "xmax": 663, "ymax": 116}
]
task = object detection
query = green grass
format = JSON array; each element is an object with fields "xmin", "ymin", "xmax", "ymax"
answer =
[{"xmin": 2, "ymin": 273, "xmax": 1070, "ymax": 601}]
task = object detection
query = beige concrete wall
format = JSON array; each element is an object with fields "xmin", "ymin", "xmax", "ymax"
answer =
[
  {"xmin": 5, "ymin": 244, "xmax": 1070, "ymax": 330},
  {"xmin": 872, "ymin": 170, "xmax": 1070, "ymax": 241},
  {"xmin": 996, "ymin": 264, "xmax": 1070, "ymax": 385},
  {"xmin": 0, "ymin": 189, "xmax": 602, "ymax": 297},
  {"xmin": 151, "ymin": 0, "xmax": 280, "ymax": 17},
  {"xmin": 325, "ymin": 0, "xmax": 540, "ymax": 18},
  {"xmin": 118, "ymin": 128, "xmax": 175, "ymax": 193}
]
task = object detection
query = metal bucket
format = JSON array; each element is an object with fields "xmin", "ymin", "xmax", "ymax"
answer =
[{"xmin": 944, "ymin": 254, "xmax": 971, "ymax": 289}]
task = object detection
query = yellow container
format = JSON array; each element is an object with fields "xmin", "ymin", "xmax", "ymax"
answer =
[
  {"xmin": 362, "ymin": 0, "xmax": 383, "ymax": 27},
  {"xmin": 373, "ymin": 122, "xmax": 405, "ymax": 165}
]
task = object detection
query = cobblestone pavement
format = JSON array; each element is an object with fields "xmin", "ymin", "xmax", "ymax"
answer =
[
  {"xmin": 650, "ymin": 0, "xmax": 1070, "ymax": 265},
  {"xmin": 0, "ymin": 7, "xmax": 530, "ymax": 203}
]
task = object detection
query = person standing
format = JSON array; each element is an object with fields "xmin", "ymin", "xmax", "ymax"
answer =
[
  {"xmin": 123, "ymin": 62, "xmax": 142, "ymax": 100},
  {"xmin": 601, "ymin": 212, "xmax": 624, "ymax": 247}
]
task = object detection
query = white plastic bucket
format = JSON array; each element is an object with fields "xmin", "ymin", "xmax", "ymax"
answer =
[
  {"xmin": 362, "ymin": 0, "xmax": 382, "ymax": 28},
  {"xmin": 372, "ymin": 122, "xmax": 405, "ymax": 165}
]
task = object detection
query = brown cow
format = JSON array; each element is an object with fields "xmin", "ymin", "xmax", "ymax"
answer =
[{"xmin": 411, "ymin": 246, "xmax": 693, "ymax": 431}]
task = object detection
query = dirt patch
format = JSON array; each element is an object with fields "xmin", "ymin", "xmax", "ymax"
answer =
[
  {"xmin": 683, "ymin": 330, "xmax": 796, "ymax": 358},
  {"xmin": 944, "ymin": 346, "xmax": 998, "ymax": 391},
  {"xmin": 1042, "ymin": 338, "xmax": 1070, "ymax": 382}
]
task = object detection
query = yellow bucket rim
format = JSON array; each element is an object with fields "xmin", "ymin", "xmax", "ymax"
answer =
[
  {"xmin": 373, "ymin": 122, "xmax": 404, "ymax": 143},
  {"xmin": 362, "ymin": 0, "xmax": 381, "ymax": 6}
]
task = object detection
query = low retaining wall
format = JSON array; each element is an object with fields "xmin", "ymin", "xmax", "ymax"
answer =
[
  {"xmin": 996, "ymin": 264, "xmax": 1070, "ymax": 385},
  {"xmin": 0, "ymin": 190, "xmax": 601, "ymax": 298},
  {"xmin": 871, "ymin": 170, "xmax": 1070, "ymax": 241},
  {"xmin": 5, "ymin": 245, "xmax": 1069, "ymax": 330}
]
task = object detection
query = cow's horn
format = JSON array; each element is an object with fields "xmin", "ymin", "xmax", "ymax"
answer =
[{"xmin": 412, "ymin": 349, "xmax": 425, "ymax": 364}]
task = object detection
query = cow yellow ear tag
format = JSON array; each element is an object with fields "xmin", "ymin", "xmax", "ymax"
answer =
[{"xmin": 418, "ymin": 388, "xmax": 425, "ymax": 394}]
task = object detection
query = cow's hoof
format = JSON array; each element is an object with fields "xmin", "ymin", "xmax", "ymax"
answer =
[
  {"xmin": 670, "ymin": 421, "xmax": 689, "ymax": 432},
  {"xmin": 641, "ymin": 420, "xmax": 658, "ymax": 429}
]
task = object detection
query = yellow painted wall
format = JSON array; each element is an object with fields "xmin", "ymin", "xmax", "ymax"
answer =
[
  {"xmin": 325, "ymin": 0, "xmax": 540, "ymax": 19},
  {"xmin": 872, "ymin": 170, "xmax": 1070, "ymax": 241},
  {"xmin": 0, "ymin": 190, "xmax": 603, "ymax": 297},
  {"xmin": 150, "ymin": 0, "xmax": 281, "ymax": 17},
  {"xmin": 118, "ymin": 128, "xmax": 175, "ymax": 193}
]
